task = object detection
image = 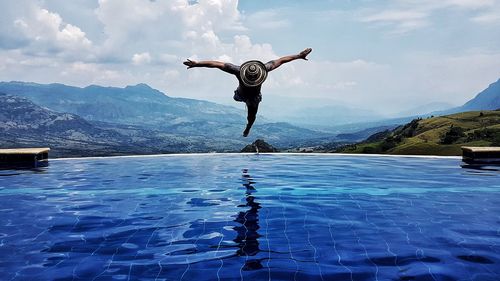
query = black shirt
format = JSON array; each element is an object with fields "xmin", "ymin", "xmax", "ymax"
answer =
[{"xmin": 224, "ymin": 62, "xmax": 274, "ymax": 106}]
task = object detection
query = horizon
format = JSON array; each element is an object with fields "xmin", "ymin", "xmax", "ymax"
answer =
[
  {"xmin": 1, "ymin": 0, "xmax": 500, "ymax": 118},
  {"xmin": 1, "ymin": 77, "xmax": 498, "ymax": 116}
]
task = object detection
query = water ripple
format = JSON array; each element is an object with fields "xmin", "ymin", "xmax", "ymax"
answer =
[{"xmin": 0, "ymin": 154, "xmax": 498, "ymax": 280}]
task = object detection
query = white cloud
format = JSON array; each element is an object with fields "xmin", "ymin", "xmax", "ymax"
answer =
[
  {"xmin": 442, "ymin": 0, "xmax": 496, "ymax": 9},
  {"xmin": 360, "ymin": 10, "xmax": 429, "ymax": 33},
  {"xmin": 159, "ymin": 53, "xmax": 179, "ymax": 64},
  {"xmin": 244, "ymin": 10, "xmax": 291, "ymax": 30},
  {"xmin": 132, "ymin": 52, "xmax": 152, "ymax": 65},
  {"xmin": 58, "ymin": 61, "xmax": 127, "ymax": 86},
  {"xmin": 13, "ymin": 5, "xmax": 92, "ymax": 55},
  {"xmin": 262, "ymin": 51, "xmax": 500, "ymax": 115},
  {"xmin": 0, "ymin": 0, "xmax": 498, "ymax": 118},
  {"xmin": 82, "ymin": 0, "xmax": 280, "ymax": 83},
  {"xmin": 405, "ymin": 52, "xmax": 500, "ymax": 103},
  {"xmin": 173, "ymin": 0, "xmax": 245, "ymax": 31},
  {"xmin": 0, "ymin": 0, "xmax": 277, "ymax": 93},
  {"xmin": 266, "ymin": 59, "xmax": 389, "ymax": 99},
  {"xmin": 360, "ymin": 0, "xmax": 500, "ymax": 33},
  {"xmin": 94, "ymin": 0, "xmax": 245, "ymax": 59},
  {"xmin": 471, "ymin": 10, "xmax": 500, "ymax": 23},
  {"xmin": 362, "ymin": 10, "xmax": 427, "ymax": 22},
  {"xmin": 164, "ymin": 69, "xmax": 180, "ymax": 80},
  {"xmin": 230, "ymin": 35, "xmax": 276, "ymax": 62},
  {"xmin": 394, "ymin": 0, "xmax": 496, "ymax": 10}
]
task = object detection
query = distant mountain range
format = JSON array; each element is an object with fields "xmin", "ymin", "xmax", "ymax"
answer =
[
  {"xmin": 460, "ymin": 78, "xmax": 500, "ymax": 111},
  {"xmin": 328, "ymin": 79, "xmax": 500, "ymax": 155},
  {"xmin": 0, "ymin": 78, "xmax": 498, "ymax": 157},
  {"xmin": 286, "ymin": 78, "xmax": 500, "ymax": 153},
  {"xmin": 0, "ymin": 82, "xmax": 332, "ymax": 156},
  {"xmin": 432, "ymin": 78, "xmax": 500, "ymax": 116},
  {"xmin": 294, "ymin": 78, "xmax": 500, "ymax": 130},
  {"xmin": 325, "ymin": 78, "xmax": 500, "ymax": 134},
  {"xmin": 0, "ymin": 82, "xmax": 245, "ymax": 128},
  {"xmin": 0, "ymin": 93, "xmax": 238, "ymax": 157}
]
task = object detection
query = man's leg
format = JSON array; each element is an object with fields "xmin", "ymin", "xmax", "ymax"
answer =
[{"xmin": 243, "ymin": 103, "xmax": 258, "ymax": 137}]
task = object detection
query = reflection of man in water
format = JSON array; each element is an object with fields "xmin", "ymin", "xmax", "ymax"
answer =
[
  {"xmin": 234, "ymin": 169, "xmax": 263, "ymax": 270},
  {"xmin": 183, "ymin": 48, "xmax": 312, "ymax": 137}
]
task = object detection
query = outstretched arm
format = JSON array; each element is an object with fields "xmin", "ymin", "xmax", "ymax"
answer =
[
  {"xmin": 183, "ymin": 59, "xmax": 237, "ymax": 75},
  {"xmin": 183, "ymin": 59, "xmax": 225, "ymax": 69},
  {"xmin": 267, "ymin": 48, "xmax": 312, "ymax": 72}
]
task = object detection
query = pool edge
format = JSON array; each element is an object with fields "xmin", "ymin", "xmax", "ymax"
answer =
[{"xmin": 51, "ymin": 153, "xmax": 462, "ymax": 161}]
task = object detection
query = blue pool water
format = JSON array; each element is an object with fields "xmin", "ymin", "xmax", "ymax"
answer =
[{"xmin": 0, "ymin": 154, "xmax": 499, "ymax": 281}]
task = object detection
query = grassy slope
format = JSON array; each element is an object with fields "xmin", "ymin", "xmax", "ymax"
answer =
[{"xmin": 341, "ymin": 110, "xmax": 500, "ymax": 156}]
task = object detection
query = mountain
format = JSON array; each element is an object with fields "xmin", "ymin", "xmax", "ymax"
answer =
[
  {"xmin": 0, "ymin": 82, "xmax": 333, "ymax": 156},
  {"xmin": 292, "ymin": 79, "xmax": 499, "ymax": 140},
  {"xmin": 0, "ymin": 93, "xmax": 230, "ymax": 157},
  {"xmin": 0, "ymin": 81, "xmax": 331, "ymax": 143},
  {"xmin": 336, "ymin": 110, "xmax": 500, "ymax": 156},
  {"xmin": 0, "ymin": 81, "xmax": 245, "ymax": 128},
  {"xmin": 310, "ymin": 78, "xmax": 500, "ymax": 146},
  {"xmin": 460, "ymin": 79, "xmax": 500, "ymax": 111},
  {"xmin": 432, "ymin": 79, "xmax": 500, "ymax": 116}
]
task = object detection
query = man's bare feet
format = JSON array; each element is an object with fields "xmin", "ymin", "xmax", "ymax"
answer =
[
  {"xmin": 243, "ymin": 127, "xmax": 250, "ymax": 137},
  {"xmin": 299, "ymin": 48, "xmax": 312, "ymax": 60}
]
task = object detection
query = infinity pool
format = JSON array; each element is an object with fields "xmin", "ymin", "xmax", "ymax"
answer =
[{"xmin": 0, "ymin": 154, "xmax": 499, "ymax": 280}]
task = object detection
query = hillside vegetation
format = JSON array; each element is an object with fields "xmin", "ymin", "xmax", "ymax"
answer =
[{"xmin": 338, "ymin": 110, "xmax": 500, "ymax": 156}]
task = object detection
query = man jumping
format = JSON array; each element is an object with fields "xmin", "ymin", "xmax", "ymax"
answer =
[{"xmin": 183, "ymin": 48, "xmax": 312, "ymax": 137}]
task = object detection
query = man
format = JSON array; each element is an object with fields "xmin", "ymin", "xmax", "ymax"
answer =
[{"xmin": 183, "ymin": 48, "xmax": 312, "ymax": 137}]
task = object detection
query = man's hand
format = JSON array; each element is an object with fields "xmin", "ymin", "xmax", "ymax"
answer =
[
  {"xmin": 298, "ymin": 48, "xmax": 312, "ymax": 60},
  {"xmin": 183, "ymin": 59, "xmax": 198, "ymax": 69}
]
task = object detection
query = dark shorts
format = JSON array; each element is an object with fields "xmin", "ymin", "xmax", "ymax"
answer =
[{"xmin": 233, "ymin": 90, "xmax": 262, "ymax": 107}]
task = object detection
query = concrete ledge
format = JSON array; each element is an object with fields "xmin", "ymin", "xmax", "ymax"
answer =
[
  {"xmin": 0, "ymin": 148, "xmax": 50, "ymax": 154},
  {"xmin": 0, "ymin": 148, "xmax": 50, "ymax": 168},
  {"xmin": 462, "ymin": 146, "xmax": 500, "ymax": 164}
]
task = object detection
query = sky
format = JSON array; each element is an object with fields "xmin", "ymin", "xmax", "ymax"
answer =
[{"xmin": 0, "ymin": 0, "xmax": 499, "ymax": 117}]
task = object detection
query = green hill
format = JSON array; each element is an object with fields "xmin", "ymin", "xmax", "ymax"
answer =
[{"xmin": 337, "ymin": 110, "xmax": 500, "ymax": 156}]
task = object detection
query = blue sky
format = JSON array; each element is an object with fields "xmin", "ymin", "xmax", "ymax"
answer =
[{"xmin": 0, "ymin": 0, "xmax": 499, "ymax": 117}]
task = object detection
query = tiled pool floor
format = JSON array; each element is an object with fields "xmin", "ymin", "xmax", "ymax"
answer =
[{"xmin": 0, "ymin": 154, "xmax": 499, "ymax": 280}]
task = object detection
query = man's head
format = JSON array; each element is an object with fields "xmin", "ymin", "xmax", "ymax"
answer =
[{"xmin": 240, "ymin": 60, "xmax": 268, "ymax": 87}]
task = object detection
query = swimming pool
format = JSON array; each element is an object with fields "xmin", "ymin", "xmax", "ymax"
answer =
[{"xmin": 0, "ymin": 154, "xmax": 499, "ymax": 280}]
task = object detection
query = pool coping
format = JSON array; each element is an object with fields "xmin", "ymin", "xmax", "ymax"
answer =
[{"xmin": 51, "ymin": 153, "xmax": 462, "ymax": 161}]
